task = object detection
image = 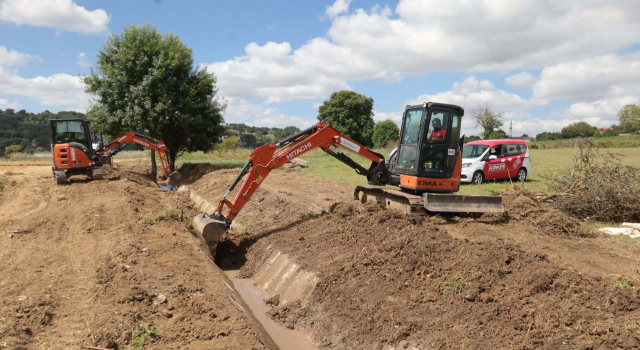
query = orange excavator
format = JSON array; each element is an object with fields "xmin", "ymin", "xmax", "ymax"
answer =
[
  {"xmin": 193, "ymin": 102, "xmax": 503, "ymax": 254},
  {"xmin": 50, "ymin": 119, "xmax": 181, "ymax": 185}
]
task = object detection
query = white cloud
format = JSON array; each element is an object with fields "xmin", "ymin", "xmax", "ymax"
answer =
[
  {"xmin": 374, "ymin": 77, "xmax": 532, "ymax": 136},
  {"xmin": 224, "ymin": 97, "xmax": 315, "ymax": 129},
  {"xmin": 200, "ymin": 1, "xmax": 640, "ymax": 133},
  {"xmin": 505, "ymin": 72, "xmax": 538, "ymax": 89},
  {"xmin": 0, "ymin": 97, "xmax": 21, "ymax": 109},
  {"xmin": 328, "ymin": 0, "xmax": 640, "ymax": 72},
  {"xmin": 204, "ymin": 38, "xmax": 386, "ymax": 104},
  {"xmin": 0, "ymin": 0, "xmax": 110, "ymax": 34},
  {"xmin": 325, "ymin": 0, "xmax": 352, "ymax": 19},
  {"xmin": 0, "ymin": 46, "xmax": 35, "ymax": 66},
  {"xmin": 0, "ymin": 65, "xmax": 89, "ymax": 111},
  {"xmin": 373, "ymin": 110, "xmax": 402, "ymax": 124},
  {"xmin": 407, "ymin": 77, "xmax": 531, "ymax": 114},
  {"xmin": 532, "ymin": 52, "xmax": 640, "ymax": 103},
  {"xmin": 78, "ymin": 52, "xmax": 88, "ymax": 67}
]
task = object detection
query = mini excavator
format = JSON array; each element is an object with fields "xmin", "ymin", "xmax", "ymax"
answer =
[
  {"xmin": 50, "ymin": 118, "xmax": 181, "ymax": 186},
  {"xmin": 193, "ymin": 102, "xmax": 504, "ymax": 255}
]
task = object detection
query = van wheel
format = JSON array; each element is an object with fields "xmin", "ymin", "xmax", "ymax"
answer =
[
  {"xmin": 472, "ymin": 171, "xmax": 484, "ymax": 185},
  {"xmin": 516, "ymin": 168, "xmax": 527, "ymax": 182}
]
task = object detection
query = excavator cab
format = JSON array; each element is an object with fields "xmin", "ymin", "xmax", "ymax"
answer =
[
  {"xmin": 50, "ymin": 119, "xmax": 104, "ymax": 184},
  {"xmin": 381, "ymin": 102, "xmax": 503, "ymax": 213},
  {"xmin": 390, "ymin": 102, "xmax": 464, "ymax": 193}
]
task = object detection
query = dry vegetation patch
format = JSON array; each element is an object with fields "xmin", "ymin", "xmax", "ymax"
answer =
[{"xmin": 547, "ymin": 139, "xmax": 640, "ymax": 222}]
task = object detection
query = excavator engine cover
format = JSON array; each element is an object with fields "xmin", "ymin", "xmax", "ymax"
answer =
[{"xmin": 192, "ymin": 213, "xmax": 229, "ymax": 256}]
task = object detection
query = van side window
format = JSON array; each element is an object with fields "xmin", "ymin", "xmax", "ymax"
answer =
[
  {"xmin": 484, "ymin": 145, "xmax": 502, "ymax": 160},
  {"xmin": 504, "ymin": 144, "xmax": 526, "ymax": 156}
]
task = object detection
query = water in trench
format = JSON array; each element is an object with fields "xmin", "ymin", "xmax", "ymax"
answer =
[{"xmin": 224, "ymin": 270, "xmax": 316, "ymax": 350}]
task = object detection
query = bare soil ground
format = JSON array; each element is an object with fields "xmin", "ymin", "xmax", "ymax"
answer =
[
  {"xmin": 188, "ymin": 165, "xmax": 640, "ymax": 349},
  {"xmin": 2, "ymin": 161, "xmax": 640, "ymax": 349},
  {"xmin": 0, "ymin": 162, "xmax": 275, "ymax": 349}
]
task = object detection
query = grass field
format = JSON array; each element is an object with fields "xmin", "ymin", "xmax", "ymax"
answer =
[
  {"xmin": 313, "ymin": 147, "xmax": 640, "ymax": 195},
  {"xmin": 178, "ymin": 146, "xmax": 640, "ymax": 196},
  {"xmin": 4, "ymin": 146, "xmax": 639, "ymax": 196}
]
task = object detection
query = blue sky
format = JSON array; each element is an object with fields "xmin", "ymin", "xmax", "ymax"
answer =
[{"xmin": 0, "ymin": 0, "xmax": 639, "ymax": 136}]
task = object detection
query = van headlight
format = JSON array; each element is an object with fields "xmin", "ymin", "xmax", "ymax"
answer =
[{"xmin": 461, "ymin": 163, "xmax": 471, "ymax": 168}]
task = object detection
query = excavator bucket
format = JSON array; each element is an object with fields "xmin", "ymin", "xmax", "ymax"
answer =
[
  {"xmin": 192, "ymin": 213, "xmax": 230, "ymax": 256},
  {"xmin": 159, "ymin": 171, "xmax": 183, "ymax": 191},
  {"xmin": 423, "ymin": 193, "xmax": 504, "ymax": 213}
]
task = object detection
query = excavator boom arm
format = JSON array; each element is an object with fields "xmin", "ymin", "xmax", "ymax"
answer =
[
  {"xmin": 216, "ymin": 122, "xmax": 387, "ymax": 222},
  {"xmin": 97, "ymin": 131, "xmax": 172, "ymax": 176}
]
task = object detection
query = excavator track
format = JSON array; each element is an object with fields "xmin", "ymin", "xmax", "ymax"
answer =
[
  {"xmin": 354, "ymin": 185, "xmax": 504, "ymax": 214},
  {"xmin": 354, "ymin": 185, "xmax": 424, "ymax": 214}
]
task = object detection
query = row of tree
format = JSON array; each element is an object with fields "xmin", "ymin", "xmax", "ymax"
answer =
[
  {"xmin": 471, "ymin": 104, "xmax": 640, "ymax": 142},
  {"xmin": 535, "ymin": 105, "xmax": 640, "ymax": 141},
  {"xmin": 226, "ymin": 124, "xmax": 301, "ymax": 140},
  {"xmin": 228, "ymin": 91, "xmax": 400, "ymax": 149}
]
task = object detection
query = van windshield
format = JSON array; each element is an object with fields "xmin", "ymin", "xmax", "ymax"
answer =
[{"xmin": 462, "ymin": 144, "xmax": 489, "ymax": 158}]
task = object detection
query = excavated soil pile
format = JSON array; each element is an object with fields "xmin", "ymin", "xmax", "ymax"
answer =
[
  {"xmin": 242, "ymin": 203, "xmax": 639, "ymax": 349},
  {"xmin": 177, "ymin": 163, "xmax": 218, "ymax": 185},
  {"xmin": 0, "ymin": 163, "xmax": 275, "ymax": 349}
]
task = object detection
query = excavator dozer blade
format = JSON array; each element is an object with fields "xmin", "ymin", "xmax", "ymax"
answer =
[
  {"xmin": 423, "ymin": 193, "xmax": 504, "ymax": 213},
  {"xmin": 192, "ymin": 213, "xmax": 230, "ymax": 256}
]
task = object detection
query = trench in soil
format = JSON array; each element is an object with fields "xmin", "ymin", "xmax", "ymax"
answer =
[
  {"xmin": 224, "ymin": 269, "xmax": 315, "ymax": 350},
  {"xmin": 184, "ymin": 186, "xmax": 317, "ymax": 349}
]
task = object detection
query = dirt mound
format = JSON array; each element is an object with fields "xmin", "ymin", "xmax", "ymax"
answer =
[
  {"xmin": 178, "ymin": 163, "xmax": 219, "ymax": 185},
  {"xmin": 502, "ymin": 191, "xmax": 595, "ymax": 237},
  {"xmin": 242, "ymin": 203, "xmax": 639, "ymax": 349},
  {"xmin": 0, "ymin": 163, "xmax": 276, "ymax": 349}
]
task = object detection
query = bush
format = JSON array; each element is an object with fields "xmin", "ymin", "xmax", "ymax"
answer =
[
  {"xmin": 217, "ymin": 137, "xmax": 239, "ymax": 151},
  {"xmin": 548, "ymin": 139, "xmax": 640, "ymax": 222},
  {"xmin": 4, "ymin": 144, "xmax": 22, "ymax": 158},
  {"xmin": 560, "ymin": 122, "xmax": 597, "ymax": 139},
  {"xmin": 372, "ymin": 120, "xmax": 399, "ymax": 148}
]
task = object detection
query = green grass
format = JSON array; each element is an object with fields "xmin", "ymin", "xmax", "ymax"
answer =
[
  {"xmin": 131, "ymin": 325, "xmax": 157, "ymax": 347},
  {"xmin": 172, "ymin": 146, "xmax": 640, "ymax": 196},
  {"xmin": 176, "ymin": 149, "xmax": 250, "ymax": 169},
  {"xmin": 299, "ymin": 147, "xmax": 640, "ymax": 196},
  {"xmin": 530, "ymin": 134, "xmax": 640, "ymax": 149}
]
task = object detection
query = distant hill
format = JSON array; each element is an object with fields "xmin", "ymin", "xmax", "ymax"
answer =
[
  {"xmin": 0, "ymin": 109, "xmax": 86, "ymax": 156},
  {"xmin": 224, "ymin": 123, "xmax": 301, "ymax": 148}
]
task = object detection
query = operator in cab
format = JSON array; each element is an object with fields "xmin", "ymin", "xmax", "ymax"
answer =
[{"xmin": 426, "ymin": 117, "xmax": 446, "ymax": 143}]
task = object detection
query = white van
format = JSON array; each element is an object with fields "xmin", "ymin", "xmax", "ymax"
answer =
[{"xmin": 460, "ymin": 139, "xmax": 531, "ymax": 184}]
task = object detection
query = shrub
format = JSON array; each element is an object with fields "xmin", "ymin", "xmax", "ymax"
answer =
[
  {"xmin": 4, "ymin": 145, "xmax": 22, "ymax": 158},
  {"xmin": 548, "ymin": 139, "xmax": 640, "ymax": 222}
]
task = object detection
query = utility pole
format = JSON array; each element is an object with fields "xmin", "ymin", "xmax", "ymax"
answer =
[{"xmin": 510, "ymin": 120, "xmax": 513, "ymax": 138}]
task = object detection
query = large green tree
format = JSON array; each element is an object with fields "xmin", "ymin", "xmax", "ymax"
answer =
[
  {"xmin": 471, "ymin": 105, "xmax": 503, "ymax": 139},
  {"xmin": 317, "ymin": 91, "xmax": 375, "ymax": 147},
  {"xmin": 560, "ymin": 122, "xmax": 597, "ymax": 139},
  {"xmin": 372, "ymin": 119, "xmax": 399, "ymax": 148},
  {"xmin": 84, "ymin": 24, "xmax": 225, "ymax": 172},
  {"xmin": 618, "ymin": 104, "xmax": 640, "ymax": 133}
]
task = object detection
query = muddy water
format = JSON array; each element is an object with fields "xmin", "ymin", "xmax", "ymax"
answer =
[{"xmin": 224, "ymin": 270, "xmax": 316, "ymax": 350}]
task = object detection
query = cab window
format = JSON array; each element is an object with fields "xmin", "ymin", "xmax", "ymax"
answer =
[
  {"xmin": 462, "ymin": 144, "xmax": 489, "ymax": 158},
  {"xmin": 401, "ymin": 109, "xmax": 423, "ymax": 144},
  {"xmin": 55, "ymin": 121, "xmax": 88, "ymax": 143},
  {"xmin": 397, "ymin": 108, "xmax": 424, "ymax": 169}
]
